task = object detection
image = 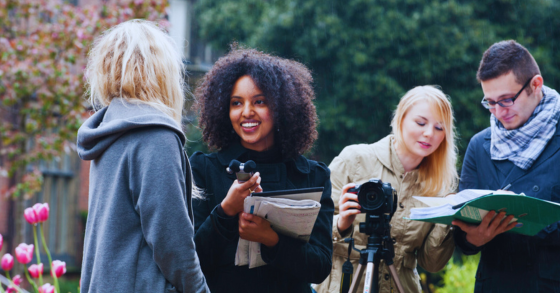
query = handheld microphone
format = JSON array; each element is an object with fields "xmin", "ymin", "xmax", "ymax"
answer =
[{"xmin": 227, "ymin": 160, "xmax": 256, "ymax": 182}]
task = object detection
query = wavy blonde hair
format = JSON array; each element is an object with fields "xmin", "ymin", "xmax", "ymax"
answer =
[
  {"xmin": 86, "ymin": 19, "xmax": 185, "ymax": 125},
  {"xmin": 391, "ymin": 86, "xmax": 458, "ymax": 197}
]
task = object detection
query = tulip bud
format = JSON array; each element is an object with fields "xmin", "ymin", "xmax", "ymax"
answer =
[
  {"xmin": 1, "ymin": 253, "xmax": 14, "ymax": 271},
  {"xmin": 51, "ymin": 260, "xmax": 67, "ymax": 278},
  {"xmin": 39, "ymin": 283, "xmax": 55, "ymax": 293},
  {"xmin": 33, "ymin": 203, "xmax": 49, "ymax": 223},
  {"xmin": 29, "ymin": 263, "xmax": 44, "ymax": 278},
  {"xmin": 12, "ymin": 275, "xmax": 22, "ymax": 286},
  {"xmin": 15, "ymin": 243, "xmax": 34, "ymax": 264},
  {"xmin": 24, "ymin": 207, "xmax": 39, "ymax": 225}
]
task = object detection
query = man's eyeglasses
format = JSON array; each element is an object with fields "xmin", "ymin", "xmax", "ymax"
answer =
[{"xmin": 480, "ymin": 77, "xmax": 533, "ymax": 109}]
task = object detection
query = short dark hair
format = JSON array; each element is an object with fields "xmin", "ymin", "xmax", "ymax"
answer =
[
  {"xmin": 194, "ymin": 47, "xmax": 318, "ymax": 159},
  {"xmin": 477, "ymin": 40, "xmax": 541, "ymax": 93}
]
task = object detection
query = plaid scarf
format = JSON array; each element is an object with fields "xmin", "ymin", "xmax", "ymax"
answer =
[{"xmin": 490, "ymin": 85, "xmax": 560, "ymax": 170}]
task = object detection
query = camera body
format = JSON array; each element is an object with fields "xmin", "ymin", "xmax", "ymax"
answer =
[{"xmin": 348, "ymin": 178, "xmax": 397, "ymax": 216}]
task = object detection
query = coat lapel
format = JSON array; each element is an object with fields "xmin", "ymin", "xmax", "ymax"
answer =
[{"xmin": 482, "ymin": 132, "xmax": 509, "ymax": 187}]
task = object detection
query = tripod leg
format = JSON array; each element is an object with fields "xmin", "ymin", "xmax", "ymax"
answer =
[
  {"xmin": 387, "ymin": 264, "xmax": 405, "ymax": 293},
  {"xmin": 363, "ymin": 262, "xmax": 375, "ymax": 293},
  {"xmin": 348, "ymin": 263, "xmax": 365, "ymax": 293}
]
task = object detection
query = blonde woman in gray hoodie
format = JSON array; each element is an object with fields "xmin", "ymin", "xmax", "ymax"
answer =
[{"xmin": 77, "ymin": 20, "xmax": 208, "ymax": 293}]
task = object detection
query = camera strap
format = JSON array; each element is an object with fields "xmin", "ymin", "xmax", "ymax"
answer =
[{"xmin": 340, "ymin": 235, "xmax": 354, "ymax": 293}]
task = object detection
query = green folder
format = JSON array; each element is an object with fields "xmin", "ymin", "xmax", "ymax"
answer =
[{"xmin": 407, "ymin": 193, "xmax": 560, "ymax": 236}]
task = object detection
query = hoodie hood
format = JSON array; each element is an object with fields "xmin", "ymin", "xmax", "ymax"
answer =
[{"xmin": 77, "ymin": 98, "xmax": 185, "ymax": 161}]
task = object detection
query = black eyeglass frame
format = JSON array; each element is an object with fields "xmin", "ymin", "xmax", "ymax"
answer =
[{"xmin": 480, "ymin": 77, "xmax": 533, "ymax": 109}]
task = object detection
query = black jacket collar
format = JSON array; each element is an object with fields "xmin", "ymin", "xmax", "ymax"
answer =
[{"xmin": 216, "ymin": 143, "xmax": 311, "ymax": 174}]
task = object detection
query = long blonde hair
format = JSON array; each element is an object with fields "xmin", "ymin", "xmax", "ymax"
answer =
[
  {"xmin": 86, "ymin": 19, "xmax": 185, "ymax": 125},
  {"xmin": 391, "ymin": 86, "xmax": 458, "ymax": 197}
]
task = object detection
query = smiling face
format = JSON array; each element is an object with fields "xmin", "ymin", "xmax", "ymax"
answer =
[
  {"xmin": 481, "ymin": 71, "xmax": 542, "ymax": 130},
  {"xmin": 229, "ymin": 75, "xmax": 275, "ymax": 151},
  {"xmin": 400, "ymin": 101, "xmax": 446, "ymax": 161}
]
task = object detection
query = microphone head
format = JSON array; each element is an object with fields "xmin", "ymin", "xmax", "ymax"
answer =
[
  {"xmin": 243, "ymin": 160, "xmax": 257, "ymax": 172},
  {"xmin": 228, "ymin": 160, "xmax": 242, "ymax": 173}
]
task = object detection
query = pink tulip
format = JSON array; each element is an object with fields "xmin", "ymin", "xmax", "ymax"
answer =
[
  {"xmin": 15, "ymin": 243, "xmax": 34, "ymax": 264},
  {"xmin": 39, "ymin": 283, "xmax": 54, "ymax": 293},
  {"xmin": 24, "ymin": 207, "xmax": 39, "ymax": 224},
  {"xmin": 51, "ymin": 260, "xmax": 66, "ymax": 278},
  {"xmin": 33, "ymin": 203, "xmax": 49, "ymax": 223},
  {"xmin": 29, "ymin": 263, "xmax": 44, "ymax": 278},
  {"xmin": 0, "ymin": 233, "xmax": 3, "ymax": 251},
  {"xmin": 6, "ymin": 287, "xmax": 17, "ymax": 293},
  {"xmin": 13, "ymin": 275, "xmax": 22, "ymax": 286},
  {"xmin": 1, "ymin": 253, "xmax": 14, "ymax": 271}
]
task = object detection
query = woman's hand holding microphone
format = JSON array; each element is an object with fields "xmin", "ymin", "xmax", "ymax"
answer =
[
  {"xmin": 221, "ymin": 172, "xmax": 262, "ymax": 216},
  {"xmin": 220, "ymin": 172, "xmax": 278, "ymax": 247}
]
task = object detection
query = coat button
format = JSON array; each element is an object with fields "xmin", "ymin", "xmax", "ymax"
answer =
[
  {"xmin": 533, "ymin": 185, "xmax": 539, "ymax": 192},
  {"xmin": 400, "ymin": 174, "xmax": 404, "ymax": 179},
  {"xmin": 384, "ymin": 274, "xmax": 390, "ymax": 280},
  {"xmin": 399, "ymin": 203, "xmax": 404, "ymax": 209}
]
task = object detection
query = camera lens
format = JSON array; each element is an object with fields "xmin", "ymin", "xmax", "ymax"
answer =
[{"xmin": 358, "ymin": 183, "xmax": 385, "ymax": 213}]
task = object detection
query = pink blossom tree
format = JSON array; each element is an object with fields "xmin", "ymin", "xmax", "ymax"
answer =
[{"xmin": 0, "ymin": 0, "xmax": 170, "ymax": 198}]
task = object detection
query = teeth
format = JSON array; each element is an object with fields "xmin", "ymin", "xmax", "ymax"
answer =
[{"xmin": 242, "ymin": 122, "xmax": 259, "ymax": 127}]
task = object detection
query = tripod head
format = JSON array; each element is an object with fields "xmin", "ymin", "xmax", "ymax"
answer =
[{"xmin": 343, "ymin": 184, "xmax": 402, "ymax": 293}]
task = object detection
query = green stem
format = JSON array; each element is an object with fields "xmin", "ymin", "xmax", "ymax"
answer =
[
  {"xmin": 0, "ymin": 279, "xmax": 5, "ymax": 293},
  {"xmin": 5, "ymin": 272, "xmax": 23, "ymax": 293},
  {"xmin": 39, "ymin": 223, "xmax": 59, "ymax": 293},
  {"xmin": 24, "ymin": 267, "xmax": 39, "ymax": 293},
  {"xmin": 33, "ymin": 225, "xmax": 43, "ymax": 286}
]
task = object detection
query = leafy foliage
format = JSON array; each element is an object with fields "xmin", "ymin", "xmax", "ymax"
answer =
[
  {"xmin": 194, "ymin": 0, "xmax": 560, "ymax": 165},
  {"xmin": 434, "ymin": 253, "xmax": 480, "ymax": 293},
  {"xmin": 0, "ymin": 0, "xmax": 170, "ymax": 197}
]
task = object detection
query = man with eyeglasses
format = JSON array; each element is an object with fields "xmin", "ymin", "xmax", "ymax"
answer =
[{"xmin": 452, "ymin": 40, "xmax": 560, "ymax": 292}]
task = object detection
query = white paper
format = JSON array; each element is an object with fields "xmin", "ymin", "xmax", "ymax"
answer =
[
  {"xmin": 235, "ymin": 196, "xmax": 321, "ymax": 269},
  {"xmin": 413, "ymin": 189, "xmax": 495, "ymax": 207}
]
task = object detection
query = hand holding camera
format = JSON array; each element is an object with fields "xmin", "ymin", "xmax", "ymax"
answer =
[
  {"xmin": 221, "ymin": 172, "xmax": 262, "ymax": 217},
  {"xmin": 337, "ymin": 179, "xmax": 398, "ymax": 233},
  {"xmin": 337, "ymin": 183, "xmax": 362, "ymax": 233}
]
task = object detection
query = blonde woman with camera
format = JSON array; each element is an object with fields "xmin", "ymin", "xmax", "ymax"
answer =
[{"xmin": 314, "ymin": 86, "xmax": 457, "ymax": 293}]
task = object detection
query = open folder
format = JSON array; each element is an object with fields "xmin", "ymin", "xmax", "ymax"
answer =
[
  {"xmin": 235, "ymin": 187, "xmax": 323, "ymax": 269},
  {"xmin": 407, "ymin": 189, "xmax": 560, "ymax": 236}
]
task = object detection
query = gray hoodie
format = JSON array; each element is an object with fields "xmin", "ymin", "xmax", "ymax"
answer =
[{"xmin": 77, "ymin": 98, "xmax": 208, "ymax": 293}]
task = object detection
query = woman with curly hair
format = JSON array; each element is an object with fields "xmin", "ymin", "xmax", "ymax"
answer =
[{"xmin": 190, "ymin": 47, "xmax": 334, "ymax": 293}]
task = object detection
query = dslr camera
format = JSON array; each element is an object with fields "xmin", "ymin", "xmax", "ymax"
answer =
[{"xmin": 348, "ymin": 178, "xmax": 397, "ymax": 216}]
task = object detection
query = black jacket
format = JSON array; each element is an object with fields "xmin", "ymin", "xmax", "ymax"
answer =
[{"xmin": 190, "ymin": 143, "xmax": 334, "ymax": 293}]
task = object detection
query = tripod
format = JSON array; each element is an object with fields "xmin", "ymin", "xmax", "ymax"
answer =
[{"xmin": 347, "ymin": 213, "xmax": 405, "ymax": 293}]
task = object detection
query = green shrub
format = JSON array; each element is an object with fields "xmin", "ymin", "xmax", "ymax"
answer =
[{"xmin": 434, "ymin": 253, "xmax": 480, "ymax": 293}]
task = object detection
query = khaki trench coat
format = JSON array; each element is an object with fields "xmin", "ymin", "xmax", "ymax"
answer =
[{"xmin": 314, "ymin": 135, "xmax": 454, "ymax": 293}]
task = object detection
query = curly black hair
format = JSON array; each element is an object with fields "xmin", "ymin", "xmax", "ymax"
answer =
[{"xmin": 194, "ymin": 47, "xmax": 318, "ymax": 159}]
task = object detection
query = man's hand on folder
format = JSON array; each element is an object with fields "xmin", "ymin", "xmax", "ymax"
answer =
[{"xmin": 452, "ymin": 211, "xmax": 518, "ymax": 247}]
